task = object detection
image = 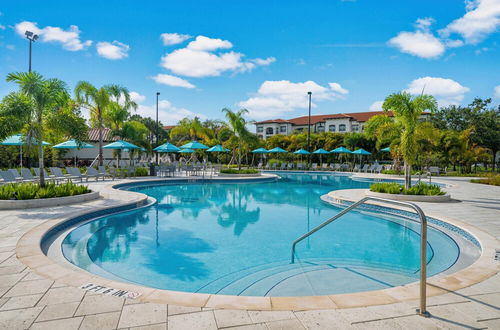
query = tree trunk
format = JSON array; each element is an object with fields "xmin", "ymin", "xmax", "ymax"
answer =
[
  {"xmin": 98, "ymin": 109, "xmax": 104, "ymax": 166},
  {"xmin": 237, "ymin": 140, "xmax": 242, "ymax": 170},
  {"xmin": 404, "ymin": 161, "xmax": 411, "ymax": 189},
  {"xmin": 38, "ymin": 140, "xmax": 45, "ymax": 187}
]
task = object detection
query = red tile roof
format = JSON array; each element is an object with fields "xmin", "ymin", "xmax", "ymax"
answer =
[
  {"xmin": 164, "ymin": 125, "xmax": 176, "ymax": 130},
  {"xmin": 253, "ymin": 119, "xmax": 291, "ymax": 124}
]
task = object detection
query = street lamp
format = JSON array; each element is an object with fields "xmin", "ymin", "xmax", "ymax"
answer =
[
  {"xmin": 307, "ymin": 91, "xmax": 312, "ymax": 156},
  {"xmin": 155, "ymin": 92, "xmax": 160, "ymax": 165},
  {"xmin": 25, "ymin": 31, "xmax": 39, "ymax": 72}
]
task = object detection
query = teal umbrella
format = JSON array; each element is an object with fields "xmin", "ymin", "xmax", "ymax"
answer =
[
  {"xmin": 313, "ymin": 148, "xmax": 330, "ymax": 165},
  {"xmin": 180, "ymin": 141, "xmax": 209, "ymax": 149},
  {"xmin": 1, "ymin": 134, "xmax": 50, "ymax": 167},
  {"xmin": 103, "ymin": 140, "xmax": 140, "ymax": 168},
  {"xmin": 53, "ymin": 139, "xmax": 94, "ymax": 165},
  {"xmin": 331, "ymin": 146, "xmax": 352, "ymax": 154},
  {"xmin": 252, "ymin": 148, "xmax": 268, "ymax": 153},
  {"xmin": 293, "ymin": 149, "xmax": 310, "ymax": 155},
  {"xmin": 207, "ymin": 144, "xmax": 230, "ymax": 152},
  {"xmin": 179, "ymin": 148, "xmax": 195, "ymax": 153},
  {"xmin": 154, "ymin": 142, "xmax": 180, "ymax": 153},
  {"xmin": 381, "ymin": 147, "xmax": 391, "ymax": 152},
  {"xmin": 268, "ymin": 147, "xmax": 287, "ymax": 153},
  {"xmin": 352, "ymin": 148, "xmax": 372, "ymax": 155}
]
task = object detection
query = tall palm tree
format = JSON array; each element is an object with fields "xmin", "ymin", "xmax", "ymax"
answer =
[
  {"xmin": 222, "ymin": 108, "xmax": 252, "ymax": 170},
  {"xmin": 383, "ymin": 92, "xmax": 437, "ymax": 188},
  {"xmin": 74, "ymin": 82, "xmax": 136, "ymax": 165},
  {"xmin": 170, "ymin": 117, "xmax": 210, "ymax": 143},
  {"xmin": 6, "ymin": 72, "xmax": 69, "ymax": 186}
]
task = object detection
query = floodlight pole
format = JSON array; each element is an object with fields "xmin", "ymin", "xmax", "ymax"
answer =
[
  {"xmin": 307, "ymin": 91, "xmax": 312, "ymax": 164},
  {"xmin": 156, "ymin": 92, "xmax": 160, "ymax": 165},
  {"xmin": 25, "ymin": 31, "xmax": 38, "ymax": 72}
]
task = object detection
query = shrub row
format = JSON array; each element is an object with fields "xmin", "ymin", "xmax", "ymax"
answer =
[
  {"xmin": 370, "ymin": 182, "xmax": 445, "ymax": 196},
  {"xmin": 220, "ymin": 168, "xmax": 259, "ymax": 174},
  {"xmin": 0, "ymin": 182, "xmax": 91, "ymax": 200}
]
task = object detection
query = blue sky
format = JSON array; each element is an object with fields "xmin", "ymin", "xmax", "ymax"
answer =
[{"xmin": 0, "ymin": 0, "xmax": 499, "ymax": 127}]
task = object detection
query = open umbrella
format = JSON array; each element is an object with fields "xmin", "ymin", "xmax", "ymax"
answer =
[
  {"xmin": 293, "ymin": 148, "xmax": 310, "ymax": 163},
  {"xmin": 1, "ymin": 134, "xmax": 50, "ymax": 167},
  {"xmin": 180, "ymin": 141, "xmax": 209, "ymax": 149},
  {"xmin": 331, "ymin": 146, "xmax": 352, "ymax": 163},
  {"xmin": 251, "ymin": 147, "xmax": 268, "ymax": 153},
  {"xmin": 381, "ymin": 147, "xmax": 391, "ymax": 152},
  {"xmin": 352, "ymin": 148, "xmax": 372, "ymax": 166},
  {"xmin": 154, "ymin": 142, "xmax": 181, "ymax": 153},
  {"xmin": 268, "ymin": 147, "xmax": 287, "ymax": 153},
  {"xmin": 53, "ymin": 139, "xmax": 94, "ymax": 165},
  {"xmin": 179, "ymin": 148, "xmax": 195, "ymax": 153},
  {"xmin": 313, "ymin": 148, "xmax": 330, "ymax": 165},
  {"xmin": 207, "ymin": 144, "xmax": 230, "ymax": 164},
  {"xmin": 103, "ymin": 140, "xmax": 140, "ymax": 167}
]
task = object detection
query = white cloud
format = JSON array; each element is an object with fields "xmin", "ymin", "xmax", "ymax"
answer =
[
  {"xmin": 96, "ymin": 41, "xmax": 129, "ymax": 60},
  {"xmin": 406, "ymin": 76, "xmax": 470, "ymax": 106},
  {"xmin": 186, "ymin": 36, "xmax": 232, "ymax": 51},
  {"xmin": 369, "ymin": 101, "xmax": 384, "ymax": 111},
  {"xmin": 239, "ymin": 80, "xmax": 348, "ymax": 120},
  {"xmin": 159, "ymin": 35, "xmax": 275, "ymax": 78},
  {"xmin": 129, "ymin": 91, "xmax": 146, "ymax": 103},
  {"xmin": 14, "ymin": 21, "xmax": 92, "ymax": 51},
  {"xmin": 388, "ymin": 18, "xmax": 445, "ymax": 59},
  {"xmin": 440, "ymin": 0, "xmax": 500, "ymax": 44},
  {"xmin": 494, "ymin": 85, "xmax": 500, "ymax": 98},
  {"xmin": 137, "ymin": 99, "xmax": 206, "ymax": 125},
  {"xmin": 151, "ymin": 74, "xmax": 195, "ymax": 89},
  {"xmin": 160, "ymin": 33, "xmax": 191, "ymax": 46},
  {"xmin": 0, "ymin": 24, "xmax": 5, "ymax": 30},
  {"xmin": 5, "ymin": 44, "xmax": 15, "ymax": 50}
]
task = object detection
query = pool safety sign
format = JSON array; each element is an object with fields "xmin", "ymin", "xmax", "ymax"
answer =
[{"xmin": 80, "ymin": 283, "xmax": 141, "ymax": 299}]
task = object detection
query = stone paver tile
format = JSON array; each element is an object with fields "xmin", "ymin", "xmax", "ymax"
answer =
[
  {"xmin": 0, "ymin": 297, "xmax": 8, "ymax": 308},
  {"xmin": 168, "ymin": 310, "xmax": 217, "ymax": 330},
  {"xmin": 37, "ymin": 286, "xmax": 85, "ymax": 305},
  {"xmin": 30, "ymin": 316, "xmax": 83, "ymax": 330},
  {"xmin": 0, "ymin": 252, "xmax": 14, "ymax": 264},
  {"xmin": 36, "ymin": 301, "xmax": 80, "ymax": 322},
  {"xmin": 130, "ymin": 323, "xmax": 167, "ymax": 330},
  {"xmin": 168, "ymin": 304, "xmax": 202, "ymax": 315},
  {"xmin": 222, "ymin": 324, "xmax": 267, "ymax": 330},
  {"xmin": 451, "ymin": 300, "xmax": 500, "ymax": 320},
  {"xmin": 393, "ymin": 315, "xmax": 442, "ymax": 329},
  {"xmin": 0, "ymin": 306, "xmax": 43, "ymax": 329},
  {"xmin": 4, "ymin": 278, "xmax": 53, "ymax": 298},
  {"xmin": 294, "ymin": 310, "xmax": 352, "ymax": 329},
  {"xmin": 0, "ymin": 272, "xmax": 27, "ymax": 287},
  {"xmin": 0, "ymin": 294, "xmax": 42, "ymax": 310},
  {"xmin": 266, "ymin": 318, "xmax": 305, "ymax": 330},
  {"xmin": 0, "ymin": 265, "xmax": 26, "ymax": 275},
  {"xmin": 214, "ymin": 309, "xmax": 253, "ymax": 328},
  {"xmin": 351, "ymin": 318, "xmax": 404, "ymax": 329},
  {"xmin": 248, "ymin": 310, "xmax": 295, "ymax": 323},
  {"xmin": 0, "ymin": 286, "xmax": 10, "ymax": 297},
  {"xmin": 79, "ymin": 311, "xmax": 120, "ymax": 330},
  {"xmin": 426, "ymin": 304, "xmax": 484, "ymax": 329},
  {"xmin": 75, "ymin": 294, "xmax": 124, "ymax": 316},
  {"xmin": 480, "ymin": 318, "xmax": 500, "ymax": 329},
  {"xmin": 22, "ymin": 272, "xmax": 46, "ymax": 282},
  {"xmin": 117, "ymin": 303, "xmax": 167, "ymax": 328}
]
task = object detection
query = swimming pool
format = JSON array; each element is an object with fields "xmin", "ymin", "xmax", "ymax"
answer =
[{"xmin": 61, "ymin": 172, "xmax": 479, "ymax": 296}]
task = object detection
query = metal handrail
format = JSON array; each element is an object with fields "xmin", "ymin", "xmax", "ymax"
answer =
[{"xmin": 291, "ymin": 196, "xmax": 429, "ymax": 317}]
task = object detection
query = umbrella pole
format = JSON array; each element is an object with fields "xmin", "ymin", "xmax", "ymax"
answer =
[{"xmin": 20, "ymin": 145, "xmax": 23, "ymax": 168}]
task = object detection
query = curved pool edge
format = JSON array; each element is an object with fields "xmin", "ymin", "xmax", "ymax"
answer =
[{"xmin": 15, "ymin": 176, "xmax": 500, "ymax": 311}]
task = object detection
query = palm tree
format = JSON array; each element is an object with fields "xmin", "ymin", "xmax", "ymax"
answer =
[
  {"xmin": 6, "ymin": 72, "xmax": 69, "ymax": 186},
  {"xmin": 170, "ymin": 117, "xmax": 210, "ymax": 143},
  {"xmin": 222, "ymin": 108, "xmax": 253, "ymax": 170},
  {"xmin": 383, "ymin": 92, "xmax": 437, "ymax": 188},
  {"xmin": 74, "ymin": 82, "xmax": 136, "ymax": 166}
]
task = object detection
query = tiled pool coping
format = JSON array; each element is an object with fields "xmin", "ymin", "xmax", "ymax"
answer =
[{"xmin": 16, "ymin": 176, "xmax": 500, "ymax": 311}]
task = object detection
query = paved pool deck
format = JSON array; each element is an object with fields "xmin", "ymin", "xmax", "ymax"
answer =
[{"xmin": 0, "ymin": 174, "xmax": 499, "ymax": 329}]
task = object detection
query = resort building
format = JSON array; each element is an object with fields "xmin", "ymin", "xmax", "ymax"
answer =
[{"xmin": 254, "ymin": 111, "xmax": 431, "ymax": 139}]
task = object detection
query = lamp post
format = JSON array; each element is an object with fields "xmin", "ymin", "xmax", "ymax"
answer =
[
  {"xmin": 155, "ymin": 92, "xmax": 160, "ymax": 165},
  {"xmin": 25, "ymin": 31, "xmax": 39, "ymax": 72},
  {"xmin": 307, "ymin": 91, "xmax": 312, "ymax": 163}
]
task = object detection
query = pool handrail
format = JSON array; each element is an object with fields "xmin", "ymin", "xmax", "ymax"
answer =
[{"xmin": 290, "ymin": 196, "xmax": 429, "ymax": 317}]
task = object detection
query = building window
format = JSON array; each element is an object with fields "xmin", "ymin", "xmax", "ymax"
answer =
[
  {"xmin": 257, "ymin": 126, "xmax": 263, "ymax": 133},
  {"xmin": 258, "ymin": 135, "xmax": 263, "ymax": 139},
  {"xmin": 328, "ymin": 125, "xmax": 336, "ymax": 132},
  {"xmin": 317, "ymin": 126, "xmax": 325, "ymax": 133},
  {"xmin": 339, "ymin": 124, "xmax": 346, "ymax": 132},
  {"xmin": 280, "ymin": 126, "xmax": 287, "ymax": 133},
  {"xmin": 352, "ymin": 124, "xmax": 359, "ymax": 132},
  {"xmin": 266, "ymin": 127, "xmax": 274, "ymax": 135}
]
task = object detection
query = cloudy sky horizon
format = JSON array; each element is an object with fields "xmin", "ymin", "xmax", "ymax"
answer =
[{"xmin": 0, "ymin": 0, "xmax": 499, "ymax": 128}]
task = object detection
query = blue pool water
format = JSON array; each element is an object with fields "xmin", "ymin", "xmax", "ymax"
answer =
[{"xmin": 62, "ymin": 173, "xmax": 463, "ymax": 296}]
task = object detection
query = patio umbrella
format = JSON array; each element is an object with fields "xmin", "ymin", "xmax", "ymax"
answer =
[
  {"xmin": 0, "ymin": 134, "xmax": 50, "ymax": 167},
  {"xmin": 179, "ymin": 148, "xmax": 195, "ymax": 153},
  {"xmin": 312, "ymin": 148, "xmax": 330, "ymax": 165},
  {"xmin": 252, "ymin": 148, "xmax": 268, "ymax": 166},
  {"xmin": 103, "ymin": 140, "xmax": 140, "ymax": 167},
  {"xmin": 268, "ymin": 147, "xmax": 287, "ymax": 153},
  {"xmin": 207, "ymin": 144, "xmax": 230, "ymax": 164},
  {"xmin": 381, "ymin": 147, "xmax": 391, "ymax": 152},
  {"xmin": 331, "ymin": 146, "xmax": 352, "ymax": 163},
  {"xmin": 53, "ymin": 139, "xmax": 94, "ymax": 165},
  {"xmin": 351, "ymin": 148, "xmax": 372, "ymax": 165},
  {"xmin": 154, "ymin": 142, "xmax": 181, "ymax": 152},
  {"xmin": 293, "ymin": 148, "xmax": 310, "ymax": 162},
  {"xmin": 180, "ymin": 141, "xmax": 209, "ymax": 149}
]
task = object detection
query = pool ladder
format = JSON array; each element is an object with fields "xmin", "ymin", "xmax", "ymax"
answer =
[{"xmin": 291, "ymin": 196, "xmax": 430, "ymax": 317}]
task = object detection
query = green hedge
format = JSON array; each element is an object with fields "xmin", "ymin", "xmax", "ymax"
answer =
[
  {"xmin": 220, "ymin": 168, "xmax": 259, "ymax": 174},
  {"xmin": 134, "ymin": 167, "xmax": 149, "ymax": 176},
  {"xmin": 471, "ymin": 175, "xmax": 500, "ymax": 186},
  {"xmin": 370, "ymin": 182, "xmax": 445, "ymax": 196},
  {"xmin": 0, "ymin": 182, "xmax": 91, "ymax": 200}
]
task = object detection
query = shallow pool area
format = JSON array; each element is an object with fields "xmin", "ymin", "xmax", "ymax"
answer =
[{"xmin": 60, "ymin": 173, "xmax": 480, "ymax": 296}]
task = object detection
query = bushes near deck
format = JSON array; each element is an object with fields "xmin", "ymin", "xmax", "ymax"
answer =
[
  {"xmin": 470, "ymin": 175, "xmax": 500, "ymax": 186},
  {"xmin": 0, "ymin": 182, "xmax": 91, "ymax": 200},
  {"xmin": 370, "ymin": 182, "xmax": 445, "ymax": 196},
  {"xmin": 220, "ymin": 168, "xmax": 259, "ymax": 174}
]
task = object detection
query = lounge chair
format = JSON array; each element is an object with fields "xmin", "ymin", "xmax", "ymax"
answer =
[
  {"xmin": 352, "ymin": 164, "xmax": 360, "ymax": 172},
  {"xmin": 373, "ymin": 164, "xmax": 383, "ymax": 174},
  {"xmin": 50, "ymin": 167, "xmax": 73, "ymax": 182},
  {"xmin": 98, "ymin": 166, "xmax": 115, "ymax": 180},
  {"xmin": 311, "ymin": 163, "xmax": 318, "ymax": 171},
  {"xmin": 33, "ymin": 168, "xmax": 58, "ymax": 182},
  {"xmin": 297, "ymin": 163, "xmax": 305, "ymax": 170},
  {"xmin": 361, "ymin": 164, "xmax": 370, "ymax": 172},
  {"xmin": 20, "ymin": 168, "xmax": 37, "ymax": 182},
  {"xmin": 66, "ymin": 167, "xmax": 86, "ymax": 182},
  {"xmin": 86, "ymin": 167, "xmax": 104, "ymax": 181},
  {"xmin": 321, "ymin": 163, "xmax": 329, "ymax": 170},
  {"xmin": 8, "ymin": 169, "xmax": 22, "ymax": 180},
  {"xmin": 287, "ymin": 163, "xmax": 294, "ymax": 170},
  {"xmin": 0, "ymin": 170, "xmax": 23, "ymax": 184},
  {"xmin": 333, "ymin": 163, "xmax": 341, "ymax": 171},
  {"xmin": 428, "ymin": 166, "xmax": 441, "ymax": 176}
]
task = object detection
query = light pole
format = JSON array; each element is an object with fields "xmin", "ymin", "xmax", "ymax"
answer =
[
  {"xmin": 25, "ymin": 31, "xmax": 39, "ymax": 72},
  {"xmin": 307, "ymin": 91, "xmax": 312, "ymax": 161},
  {"xmin": 155, "ymin": 92, "xmax": 160, "ymax": 165}
]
